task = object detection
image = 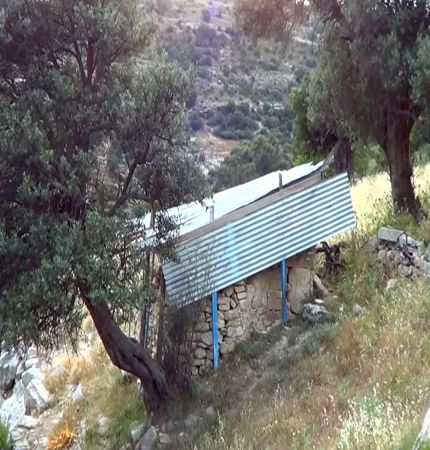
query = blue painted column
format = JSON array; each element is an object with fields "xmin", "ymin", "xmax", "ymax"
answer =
[
  {"xmin": 281, "ymin": 259, "xmax": 288, "ymax": 325},
  {"xmin": 211, "ymin": 291, "xmax": 219, "ymax": 370}
]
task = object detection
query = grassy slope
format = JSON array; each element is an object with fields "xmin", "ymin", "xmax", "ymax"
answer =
[
  {"xmin": 187, "ymin": 165, "xmax": 430, "ymax": 450},
  {"xmin": 44, "ymin": 165, "xmax": 430, "ymax": 449}
]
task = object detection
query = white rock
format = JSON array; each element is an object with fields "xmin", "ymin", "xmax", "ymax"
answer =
[
  {"xmin": 353, "ymin": 304, "xmax": 364, "ymax": 318},
  {"xmin": 17, "ymin": 415, "xmax": 37, "ymax": 429},
  {"xmin": 0, "ymin": 352, "xmax": 21, "ymax": 390},
  {"xmin": 414, "ymin": 404, "xmax": 430, "ymax": 449},
  {"xmin": 21, "ymin": 368, "xmax": 44, "ymax": 387},
  {"xmin": 98, "ymin": 416, "xmax": 109, "ymax": 434},
  {"xmin": 385, "ymin": 278, "xmax": 399, "ymax": 293},
  {"xmin": 137, "ymin": 426, "xmax": 158, "ymax": 450},
  {"xmin": 24, "ymin": 379, "xmax": 50, "ymax": 413},
  {"xmin": 26, "ymin": 348, "xmax": 37, "ymax": 360},
  {"xmin": 24, "ymin": 358, "xmax": 38, "ymax": 370},
  {"xmin": 159, "ymin": 432, "xmax": 171, "ymax": 445},
  {"xmin": 130, "ymin": 422, "xmax": 146, "ymax": 444},
  {"xmin": 72, "ymin": 384, "xmax": 84, "ymax": 402},
  {"xmin": 0, "ymin": 380, "xmax": 26, "ymax": 429},
  {"xmin": 302, "ymin": 303, "xmax": 332, "ymax": 324}
]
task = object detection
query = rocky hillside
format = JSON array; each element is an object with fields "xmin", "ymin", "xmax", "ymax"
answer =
[
  {"xmin": 154, "ymin": 0, "xmax": 316, "ymax": 158},
  {"xmin": 1, "ymin": 166, "xmax": 430, "ymax": 450}
]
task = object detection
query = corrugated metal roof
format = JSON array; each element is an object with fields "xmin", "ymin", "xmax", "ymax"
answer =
[
  {"xmin": 140, "ymin": 161, "xmax": 324, "ymax": 237},
  {"xmin": 163, "ymin": 173, "xmax": 355, "ymax": 307}
]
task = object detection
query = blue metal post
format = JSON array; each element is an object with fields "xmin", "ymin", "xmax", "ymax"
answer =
[
  {"xmin": 281, "ymin": 259, "xmax": 288, "ymax": 325},
  {"xmin": 211, "ymin": 291, "xmax": 219, "ymax": 371}
]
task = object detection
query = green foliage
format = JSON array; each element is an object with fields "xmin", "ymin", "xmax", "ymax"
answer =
[
  {"xmin": 0, "ymin": 421, "xmax": 13, "ymax": 450},
  {"xmin": 207, "ymin": 102, "xmax": 259, "ymax": 140},
  {"xmin": 209, "ymin": 132, "xmax": 293, "ymax": 190},
  {"xmin": 0, "ymin": 0, "xmax": 207, "ymax": 351}
]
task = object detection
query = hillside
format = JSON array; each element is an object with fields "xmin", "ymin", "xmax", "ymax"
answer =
[
  {"xmin": 154, "ymin": 0, "xmax": 316, "ymax": 159},
  {"xmin": 2, "ymin": 166, "xmax": 429, "ymax": 450}
]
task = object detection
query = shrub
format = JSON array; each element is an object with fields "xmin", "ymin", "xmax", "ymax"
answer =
[
  {"xmin": 189, "ymin": 111, "xmax": 204, "ymax": 132},
  {"xmin": 0, "ymin": 421, "xmax": 13, "ymax": 450},
  {"xmin": 201, "ymin": 8, "xmax": 211, "ymax": 22}
]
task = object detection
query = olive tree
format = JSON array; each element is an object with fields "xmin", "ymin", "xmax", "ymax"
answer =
[{"xmin": 0, "ymin": 0, "xmax": 207, "ymax": 419}]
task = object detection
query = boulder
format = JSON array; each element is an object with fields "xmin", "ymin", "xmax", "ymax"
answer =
[
  {"xmin": 17, "ymin": 415, "xmax": 37, "ymax": 430},
  {"xmin": 137, "ymin": 426, "xmax": 158, "ymax": 450},
  {"xmin": 24, "ymin": 379, "xmax": 50, "ymax": 413},
  {"xmin": 159, "ymin": 432, "xmax": 171, "ymax": 445},
  {"xmin": 302, "ymin": 303, "xmax": 332, "ymax": 324},
  {"xmin": 23, "ymin": 358, "xmax": 38, "ymax": 370},
  {"xmin": 0, "ymin": 380, "xmax": 26, "ymax": 429},
  {"xmin": 21, "ymin": 368, "xmax": 44, "ymax": 387},
  {"xmin": 130, "ymin": 422, "xmax": 146, "ymax": 445},
  {"xmin": 0, "ymin": 352, "xmax": 21, "ymax": 391}
]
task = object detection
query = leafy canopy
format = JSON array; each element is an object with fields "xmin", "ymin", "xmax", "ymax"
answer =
[{"xmin": 0, "ymin": 0, "xmax": 207, "ymax": 350}]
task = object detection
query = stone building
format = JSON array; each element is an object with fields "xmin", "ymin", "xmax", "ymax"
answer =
[{"xmin": 146, "ymin": 160, "xmax": 356, "ymax": 374}]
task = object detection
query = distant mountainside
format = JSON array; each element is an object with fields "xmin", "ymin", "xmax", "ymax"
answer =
[{"xmin": 155, "ymin": 0, "xmax": 316, "ymax": 160}]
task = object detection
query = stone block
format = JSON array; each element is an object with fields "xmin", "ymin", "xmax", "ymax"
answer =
[
  {"xmin": 224, "ymin": 286, "xmax": 235, "ymax": 297},
  {"xmin": 230, "ymin": 298, "xmax": 237, "ymax": 309},
  {"xmin": 200, "ymin": 331, "xmax": 213, "ymax": 346},
  {"xmin": 227, "ymin": 327, "xmax": 236, "ymax": 338},
  {"xmin": 378, "ymin": 227, "xmax": 404, "ymax": 243},
  {"xmin": 218, "ymin": 296, "xmax": 231, "ymax": 307},
  {"xmin": 193, "ymin": 358, "xmax": 205, "ymax": 367},
  {"xmin": 235, "ymin": 285, "xmax": 246, "ymax": 293},
  {"xmin": 236, "ymin": 292, "xmax": 247, "ymax": 300},
  {"xmin": 224, "ymin": 309, "xmax": 240, "ymax": 321},
  {"xmin": 288, "ymin": 267, "xmax": 313, "ymax": 314},
  {"xmin": 196, "ymin": 322, "xmax": 210, "ymax": 332},
  {"xmin": 218, "ymin": 303, "xmax": 230, "ymax": 311},
  {"xmin": 195, "ymin": 348, "xmax": 206, "ymax": 359},
  {"xmin": 247, "ymin": 284, "xmax": 256, "ymax": 297},
  {"xmin": 239, "ymin": 298, "xmax": 251, "ymax": 311}
]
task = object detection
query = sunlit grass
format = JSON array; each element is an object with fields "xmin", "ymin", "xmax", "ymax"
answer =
[{"xmin": 187, "ymin": 166, "xmax": 430, "ymax": 450}]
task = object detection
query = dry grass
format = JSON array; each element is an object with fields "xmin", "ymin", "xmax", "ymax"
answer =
[
  {"xmin": 190, "ymin": 276, "xmax": 430, "ymax": 450},
  {"xmin": 186, "ymin": 166, "xmax": 430, "ymax": 450},
  {"xmin": 44, "ymin": 342, "xmax": 147, "ymax": 450}
]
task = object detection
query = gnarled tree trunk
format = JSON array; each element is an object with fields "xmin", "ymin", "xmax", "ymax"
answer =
[
  {"xmin": 79, "ymin": 285, "xmax": 169, "ymax": 422},
  {"xmin": 383, "ymin": 116, "xmax": 419, "ymax": 219},
  {"xmin": 334, "ymin": 137, "xmax": 354, "ymax": 181}
]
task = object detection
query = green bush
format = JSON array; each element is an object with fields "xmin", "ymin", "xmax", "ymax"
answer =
[{"xmin": 0, "ymin": 421, "xmax": 13, "ymax": 450}]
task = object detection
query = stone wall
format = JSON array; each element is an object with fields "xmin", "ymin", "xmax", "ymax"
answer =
[{"xmin": 187, "ymin": 249, "xmax": 315, "ymax": 376}]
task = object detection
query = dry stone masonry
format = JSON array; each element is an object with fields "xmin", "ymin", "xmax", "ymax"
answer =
[
  {"xmin": 187, "ymin": 259, "xmax": 313, "ymax": 376},
  {"xmin": 376, "ymin": 227, "xmax": 430, "ymax": 279}
]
